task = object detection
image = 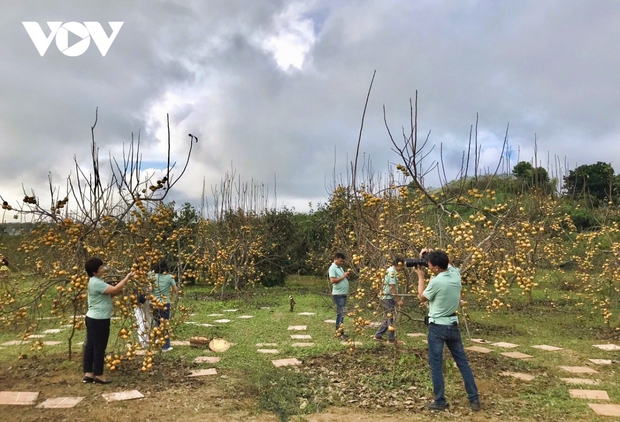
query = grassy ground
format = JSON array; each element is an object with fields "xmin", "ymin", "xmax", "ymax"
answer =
[{"xmin": 0, "ymin": 274, "xmax": 619, "ymax": 421}]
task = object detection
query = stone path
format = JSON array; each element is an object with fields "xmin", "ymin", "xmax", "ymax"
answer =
[
  {"xmin": 37, "ymin": 397, "xmax": 84, "ymax": 408},
  {"xmin": 465, "ymin": 337, "xmax": 620, "ymax": 418},
  {"xmin": 102, "ymin": 390, "xmax": 144, "ymax": 402}
]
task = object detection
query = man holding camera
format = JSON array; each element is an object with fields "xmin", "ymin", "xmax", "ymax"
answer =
[
  {"xmin": 329, "ymin": 253, "xmax": 351, "ymax": 340},
  {"xmin": 415, "ymin": 249, "xmax": 480, "ymax": 412}
]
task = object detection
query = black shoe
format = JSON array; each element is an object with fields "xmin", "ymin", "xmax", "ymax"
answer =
[
  {"xmin": 470, "ymin": 401, "xmax": 481, "ymax": 411},
  {"xmin": 82, "ymin": 376, "xmax": 94, "ymax": 383},
  {"xmin": 93, "ymin": 377, "xmax": 112, "ymax": 384},
  {"xmin": 425, "ymin": 401, "xmax": 447, "ymax": 411}
]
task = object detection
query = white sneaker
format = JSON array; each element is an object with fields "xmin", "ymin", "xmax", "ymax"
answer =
[{"xmin": 162, "ymin": 347, "xmax": 174, "ymax": 352}]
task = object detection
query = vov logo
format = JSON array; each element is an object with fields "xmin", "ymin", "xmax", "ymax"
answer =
[{"xmin": 22, "ymin": 22, "xmax": 124, "ymax": 57}]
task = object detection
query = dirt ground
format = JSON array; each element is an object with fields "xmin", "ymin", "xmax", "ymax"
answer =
[{"xmin": 1, "ymin": 349, "xmax": 551, "ymax": 422}]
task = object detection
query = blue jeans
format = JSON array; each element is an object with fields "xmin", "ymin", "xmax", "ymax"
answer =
[
  {"xmin": 153, "ymin": 303, "xmax": 171, "ymax": 349},
  {"xmin": 332, "ymin": 295, "xmax": 347, "ymax": 334},
  {"xmin": 374, "ymin": 299, "xmax": 396, "ymax": 341},
  {"xmin": 427, "ymin": 322, "xmax": 479, "ymax": 405}
]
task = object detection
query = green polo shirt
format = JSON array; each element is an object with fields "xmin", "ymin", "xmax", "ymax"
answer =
[
  {"xmin": 328, "ymin": 263, "xmax": 349, "ymax": 295},
  {"xmin": 86, "ymin": 276, "xmax": 112, "ymax": 319},
  {"xmin": 423, "ymin": 266, "xmax": 461, "ymax": 325},
  {"xmin": 381, "ymin": 266, "xmax": 398, "ymax": 300},
  {"xmin": 151, "ymin": 273, "xmax": 176, "ymax": 303}
]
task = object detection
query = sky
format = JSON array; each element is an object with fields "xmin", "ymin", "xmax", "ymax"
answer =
[{"xmin": 1, "ymin": 0, "xmax": 620, "ymax": 218}]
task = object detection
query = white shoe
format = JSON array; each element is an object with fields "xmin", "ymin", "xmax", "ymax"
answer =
[{"xmin": 162, "ymin": 347, "xmax": 173, "ymax": 352}]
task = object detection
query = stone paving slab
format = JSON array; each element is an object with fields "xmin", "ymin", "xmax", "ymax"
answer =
[
  {"xmin": 531, "ymin": 345, "xmax": 563, "ymax": 351},
  {"xmin": 223, "ymin": 309, "xmax": 238, "ymax": 312},
  {"xmin": 561, "ymin": 378, "xmax": 600, "ymax": 385},
  {"xmin": 292, "ymin": 343, "xmax": 315, "ymax": 347},
  {"xmin": 588, "ymin": 403, "xmax": 620, "ymax": 417},
  {"xmin": 238, "ymin": 315, "xmax": 253, "ymax": 319},
  {"xmin": 569, "ymin": 389, "xmax": 610, "ymax": 400},
  {"xmin": 466, "ymin": 346, "xmax": 493, "ymax": 354},
  {"xmin": 368, "ymin": 322, "xmax": 381, "ymax": 328},
  {"xmin": 589, "ymin": 359, "xmax": 613, "ymax": 365},
  {"xmin": 207, "ymin": 314, "xmax": 224, "ymax": 317},
  {"xmin": 28, "ymin": 335, "xmax": 46, "ymax": 338},
  {"xmin": 200, "ymin": 323, "xmax": 215, "ymax": 327},
  {"xmin": 341, "ymin": 341, "xmax": 363, "ymax": 346},
  {"xmin": 290, "ymin": 334, "xmax": 312, "ymax": 340},
  {"xmin": 593, "ymin": 344, "xmax": 620, "ymax": 351},
  {"xmin": 272, "ymin": 358, "xmax": 301, "ymax": 367},
  {"xmin": 501, "ymin": 352, "xmax": 533, "ymax": 359},
  {"xmin": 256, "ymin": 343, "xmax": 278, "ymax": 347},
  {"xmin": 560, "ymin": 366, "xmax": 599, "ymax": 374},
  {"xmin": 298, "ymin": 312, "xmax": 315, "ymax": 316},
  {"xmin": 257, "ymin": 349, "xmax": 279, "ymax": 354},
  {"xmin": 194, "ymin": 356, "xmax": 221, "ymax": 364},
  {"xmin": 170, "ymin": 341, "xmax": 190, "ymax": 346},
  {"xmin": 37, "ymin": 397, "xmax": 84, "ymax": 408},
  {"xmin": 260, "ymin": 307, "xmax": 271, "ymax": 310},
  {"xmin": 492, "ymin": 342, "xmax": 520, "ymax": 348},
  {"xmin": 43, "ymin": 329, "xmax": 63, "ymax": 334},
  {"xmin": 406, "ymin": 333, "xmax": 425, "ymax": 337},
  {"xmin": 188, "ymin": 368, "xmax": 218, "ymax": 377},
  {"xmin": 500, "ymin": 371, "xmax": 534, "ymax": 381},
  {"xmin": 324, "ymin": 319, "xmax": 336, "ymax": 324},
  {"xmin": 102, "ymin": 390, "xmax": 144, "ymax": 402},
  {"xmin": 214, "ymin": 319, "xmax": 231, "ymax": 323},
  {"xmin": 0, "ymin": 391, "xmax": 39, "ymax": 405},
  {"xmin": 42, "ymin": 341, "xmax": 62, "ymax": 346},
  {"xmin": 185, "ymin": 321, "xmax": 198, "ymax": 325},
  {"xmin": 471, "ymin": 339, "xmax": 491, "ymax": 344},
  {"xmin": 1, "ymin": 341, "xmax": 29, "ymax": 346},
  {"xmin": 288, "ymin": 326, "xmax": 307, "ymax": 331}
]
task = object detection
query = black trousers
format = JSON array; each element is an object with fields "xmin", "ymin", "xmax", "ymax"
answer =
[{"xmin": 83, "ymin": 316, "xmax": 110, "ymax": 376}]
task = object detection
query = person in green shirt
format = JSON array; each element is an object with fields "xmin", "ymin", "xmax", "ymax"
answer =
[
  {"xmin": 374, "ymin": 257, "xmax": 404, "ymax": 344},
  {"xmin": 328, "ymin": 253, "xmax": 351, "ymax": 339},
  {"xmin": 150, "ymin": 260, "xmax": 178, "ymax": 352},
  {"xmin": 83, "ymin": 258, "xmax": 135, "ymax": 384}
]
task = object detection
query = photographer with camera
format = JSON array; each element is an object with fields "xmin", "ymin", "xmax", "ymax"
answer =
[
  {"xmin": 415, "ymin": 249, "xmax": 480, "ymax": 412},
  {"xmin": 373, "ymin": 257, "xmax": 405, "ymax": 344}
]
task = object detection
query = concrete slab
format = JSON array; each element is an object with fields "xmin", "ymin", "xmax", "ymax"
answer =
[
  {"xmin": 170, "ymin": 341, "xmax": 190, "ymax": 346},
  {"xmin": 561, "ymin": 378, "xmax": 600, "ymax": 385},
  {"xmin": 298, "ymin": 312, "xmax": 315, "ymax": 316},
  {"xmin": 324, "ymin": 319, "xmax": 337, "ymax": 324},
  {"xmin": 500, "ymin": 371, "xmax": 534, "ymax": 381},
  {"xmin": 207, "ymin": 314, "xmax": 224, "ymax": 317},
  {"xmin": 466, "ymin": 346, "xmax": 493, "ymax": 354},
  {"xmin": 257, "ymin": 349, "xmax": 279, "ymax": 354},
  {"xmin": 238, "ymin": 315, "xmax": 253, "ymax": 319},
  {"xmin": 288, "ymin": 326, "xmax": 307, "ymax": 331},
  {"xmin": 42, "ymin": 341, "xmax": 62, "ymax": 346},
  {"xmin": 290, "ymin": 334, "xmax": 312, "ymax": 340},
  {"xmin": 256, "ymin": 343, "xmax": 278, "ymax": 347},
  {"xmin": 291, "ymin": 343, "xmax": 315, "ymax": 347},
  {"xmin": 43, "ymin": 329, "xmax": 62, "ymax": 334},
  {"xmin": 185, "ymin": 321, "xmax": 198, "ymax": 325},
  {"xmin": 272, "ymin": 358, "xmax": 301, "ymax": 367},
  {"xmin": 102, "ymin": 390, "xmax": 144, "ymax": 402},
  {"xmin": 194, "ymin": 356, "xmax": 220, "ymax": 364},
  {"xmin": 569, "ymin": 389, "xmax": 610, "ymax": 400},
  {"xmin": 593, "ymin": 344, "xmax": 620, "ymax": 351},
  {"xmin": 492, "ymin": 342, "xmax": 520, "ymax": 348},
  {"xmin": 199, "ymin": 323, "xmax": 215, "ymax": 327},
  {"xmin": 589, "ymin": 359, "xmax": 613, "ymax": 365},
  {"xmin": 188, "ymin": 368, "xmax": 218, "ymax": 377},
  {"xmin": 560, "ymin": 366, "xmax": 599, "ymax": 374},
  {"xmin": 588, "ymin": 404, "xmax": 620, "ymax": 417},
  {"xmin": 501, "ymin": 352, "xmax": 533, "ymax": 359},
  {"xmin": 28, "ymin": 335, "xmax": 46, "ymax": 338},
  {"xmin": 1, "ymin": 341, "xmax": 29, "ymax": 346},
  {"xmin": 531, "ymin": 345, "xmax": 563, "ymax": 351},
  {"xmin": 341, "ymin": 341, "xmax": 363, "ymax": 346},
  {"xmin": 0, "ymin": 391, "xmax": 39, "ymax": 405},
  {"xmin": 260, "ymin": 306, "xmax": 271, "ymax": 309},
  {"xmin": 37, "ymin": 397, "xmax": 84, "ymax": 408},
  {"xmin": 214, "ymin": 319, "xmax": 231, "ymax": 323},
  {"xmin": 471, "ymin": 339, "xmax": 491, "ymax": 344},
  {"xmin": 223, "ymin": 309, "xmax": 238, "ymax": 312},
  {"xmin": 406, "ymin": 333, "xmax": 426, "ymax": 337}
]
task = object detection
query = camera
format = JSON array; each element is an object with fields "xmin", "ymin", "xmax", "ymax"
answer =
[{"xmin": 405, "ymin": 251, "xmax": 429, "ymax": 268}]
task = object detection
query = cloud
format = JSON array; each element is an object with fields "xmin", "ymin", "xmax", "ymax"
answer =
[{"xmin": 1, "ymin": 0, "xmax": 620, "ymax": 217}]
